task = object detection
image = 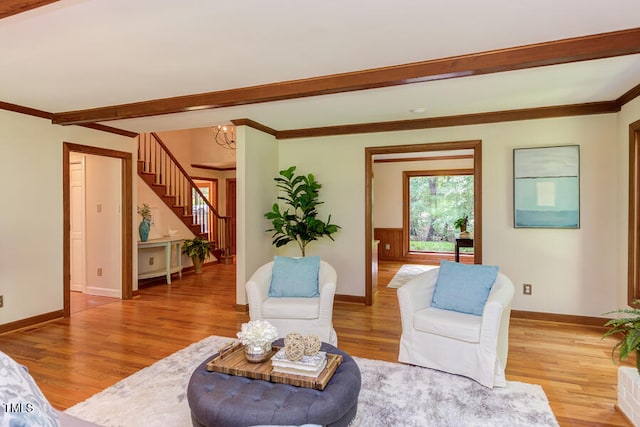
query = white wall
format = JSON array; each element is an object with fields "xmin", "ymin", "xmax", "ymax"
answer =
[
  {"xmin": 85, "ymin": 154, "xmax": 121, "ymax": 298},
  {"xmin": 137, "ymin": 177, "xmax": 196, "ymax": 272},
  {"xmin": 0, "ymin": 110, "xmax": 136, "ymax": 325},
  {"xmin": 236, "ymin": 126, "xmax": 278, "ymax": 304},
  {"xmin": 272, "ymin": 114, "xmax": 620, "ymax": 317},
  {"xmin": 373, "ymin": 158, "xmax": 473, "ymax": 228}
]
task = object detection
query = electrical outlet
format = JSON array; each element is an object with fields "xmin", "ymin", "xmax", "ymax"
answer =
[
  {"xmin": 385, "ymin": 243, "xmax": 391, "ymax": 251},
  {"xmin": 523, "ymin": 283, "xmax": 532, "ymax": 295},
  {"xmin": 149, "ymin": 257, "xmax": 155, "ymax": 266},
  {"xmin": 0, "ymin": 295, "xmax": 3, "ymax": 307},
  {"xmin": 97, "ymin": 268, "xmax": 103, "ymax": 277}
]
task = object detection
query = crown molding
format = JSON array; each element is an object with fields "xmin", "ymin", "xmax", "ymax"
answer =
[
  {"xmin": 50, "ymin": 27, "xmax": 640, "ymax": 126},
  {"xmin": 0, "ymin": 0, "xmax": 59, "ymax": 20}
]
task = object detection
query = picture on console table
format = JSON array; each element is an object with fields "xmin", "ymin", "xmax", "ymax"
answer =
[{"xmin": 513, "ymin": 145, "xmax": 580, "ymax": 228}]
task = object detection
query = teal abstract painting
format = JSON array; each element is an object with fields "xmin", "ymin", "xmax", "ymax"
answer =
[{"xmin": 513, "ymin": 145, "xmax": 580, "ymax": 228}]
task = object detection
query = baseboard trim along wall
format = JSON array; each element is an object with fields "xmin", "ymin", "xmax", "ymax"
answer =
[
  {"xmin": 510, "ymin": 310, "xmax": 607, "ymax": 327},
  {"xmin": 334, "ymin": 294, "xmax": 367, "ymax": 304},
  {"xmin": 0, "ymin": 309, "xmax": 64, "ymax": 335}
]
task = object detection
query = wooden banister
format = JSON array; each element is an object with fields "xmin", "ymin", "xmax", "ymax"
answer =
[{"xmin": 138, "ymin": 133, "xmax": 233, "ymax": 261}]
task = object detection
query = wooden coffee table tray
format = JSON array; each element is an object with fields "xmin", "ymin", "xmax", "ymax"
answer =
[{"xmin": 206, "ymin": 342, "xmax": 343, "ymax": 390}]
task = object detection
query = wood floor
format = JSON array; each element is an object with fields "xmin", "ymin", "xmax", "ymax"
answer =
[{"xmin": 0, "ymin": 261, "xmax": 631, "ymax": 426}]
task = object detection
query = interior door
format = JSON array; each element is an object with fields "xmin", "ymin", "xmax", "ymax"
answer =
[{"xmin": 69, "ymin": 154, "xmax": 86, "ymax": 293}]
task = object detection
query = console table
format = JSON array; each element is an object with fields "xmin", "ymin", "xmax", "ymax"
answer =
[
  {"xmin": 137, "ymin": 238, "xmax": 183, "ymax": 284},
  {"xmin": 455, "ymin": 238, "xmax": 474, "ymax": 262}
]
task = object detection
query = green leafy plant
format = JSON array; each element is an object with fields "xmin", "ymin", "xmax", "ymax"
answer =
[
  {"xmin": 182, "ymin": 237, "xmax": 212, "ymax": 261},
  {"xmin": 182, "ymin": 237, "xmax": 212, "ymax": 273},
  {"xmin": 454, "ymin": 215, "xmax": 469, "ymax": 231},
  {"xmin": 137, "ymin": 203, "xmax": 153, "ymax": 223},
  {"xmin": 603, "ymin": 302, "xmax": 640, "ymax": 373},
  {"xmin": 264, "ymin": 166, "xmax": 340, "ymax": 257}
]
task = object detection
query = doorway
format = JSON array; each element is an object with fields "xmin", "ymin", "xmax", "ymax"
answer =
[
  {"xmin": 364, "ymin": 140, "xmax": 483, "ymax": 305},
  {"xmin": 63, "ymin": 142, "xmax": 133, "ymax": 317},
  {"xmin": 226, "ymin": 178, "xmax": 237, "ymax": 255}
]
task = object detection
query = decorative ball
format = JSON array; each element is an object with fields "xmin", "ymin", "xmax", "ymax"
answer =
[
  {"xmin": 285, "ymin": 340, "xmax": 305, "ymax": 361},
  {"xmin": 303, "ymin": 335, "xmax": 321, "ymax": 356},
  {"xmin": 284, "ymin": 332, "xmax": 304, "ymax": 347}
]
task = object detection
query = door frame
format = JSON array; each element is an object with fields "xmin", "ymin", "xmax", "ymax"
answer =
[
  {"xmin": 63, "ymin": 142, "xmax": 133, "ymax": 317},
  {"xmin": 226, "ymin": 178, "xmax": 237, "ymax": 255},
  {"xmin": 364, "ymin": 140, "xmax": 482, "ymax": 305}
]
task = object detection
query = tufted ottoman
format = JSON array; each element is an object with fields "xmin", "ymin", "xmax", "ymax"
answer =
[{"xmin": 187, "ymin": 339, "xmax": 361, "ymax": 427}]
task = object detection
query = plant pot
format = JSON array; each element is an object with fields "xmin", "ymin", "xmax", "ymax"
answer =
[
  {"xmin": 192, "ymin": 257, "xmax": 203, "ymax": 274},
  {"xmin": 139, "ymin": 219, "xmax": 150, "ymax": 242}
]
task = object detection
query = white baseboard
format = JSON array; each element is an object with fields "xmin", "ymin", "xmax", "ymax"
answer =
[{"xmin": 84, "ymin": 286, "xmax": 120, "ymax": 298}]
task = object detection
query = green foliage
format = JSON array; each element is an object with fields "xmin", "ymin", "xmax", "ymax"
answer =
[
  {"xmin": 454, "ymin": 215, "xmax": 469, "ymax": 230},
  {"xmin": 409, "ymin": 241, "xmax": 473, "ymax": 252},
  {"xmin": 137, "ymin": 203, "xmax": 152, "ymax": 222},
  {"xmin": 181, "ymin": 237, "xmax": 212, "ymax": 262},
  {"xmin": 603, "ymin": 302, "xmax": 640, "ymax": 370},
  {"xmin": 409, "ymin": 175, "xmax": 474, "ymax": 245},
  {"xmin": 264, "ymin": 166, "xmax": 340, "ymax": 256}
]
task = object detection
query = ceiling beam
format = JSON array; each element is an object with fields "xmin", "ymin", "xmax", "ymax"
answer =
[
  {"xmin": 51, "ymin": 27, "xmax": 640, "ymax": 126},
  {"xmin": 0, "ymin": 0, "xmax": 59, "ymax": 20},
  {"xmin": 275, "ymin": 102, "xmax": 621, "ymax": 139}
]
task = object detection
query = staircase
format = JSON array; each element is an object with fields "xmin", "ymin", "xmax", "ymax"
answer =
[{"xmin": 137, "ymin": 132, "xmax": 232, "ymax": 263}]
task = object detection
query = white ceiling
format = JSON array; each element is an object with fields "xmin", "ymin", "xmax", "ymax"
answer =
[{"xmin": 1, "ymin": 0, "xmax": 640, "ymax": 133}]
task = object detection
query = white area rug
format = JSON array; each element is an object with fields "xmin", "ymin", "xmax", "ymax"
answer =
[
  {"xmin": 386, "ymin": 264, "xmax": 436, "ymax": 288},
  {"xmin": 65, "ymin": 335, "xmax": 558, "ymax": 427}
]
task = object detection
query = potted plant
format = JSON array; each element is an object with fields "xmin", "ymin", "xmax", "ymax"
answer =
[
  {"xmin": 454, "ymin": 215, "xmax": 470, "ymax": 238},
  {"xmin": 181, "ymin": 237, "xmax": 212, "ymax": 273},
  {"xmin": 137, "ymin": 203, "xmax": 153, "ymax": 242},
  {"xmin": 603, "ymin": 303, "xmax": 640, "ymax": 373},
  {"xmin": 264, "ymin": 166, "xmax": 340, "ymax": 257}
]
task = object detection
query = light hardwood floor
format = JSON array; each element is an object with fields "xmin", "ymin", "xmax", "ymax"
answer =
[{"xmin": 0, "ymin": 261, "xmax": 631, "ymax": 426}]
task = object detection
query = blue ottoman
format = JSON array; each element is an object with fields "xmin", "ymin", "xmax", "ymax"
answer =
[{"xmin": 187, "ymin": 339, "xmax": 361, "ymax": 427}]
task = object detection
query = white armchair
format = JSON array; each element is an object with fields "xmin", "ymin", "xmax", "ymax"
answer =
[
  {"xmin": 245, "ymin": 260, "xmax": 338, "ymax": 345},
  {"xmin": 397, "ymin": 267, "xmax": 514, "ymax": 388}
]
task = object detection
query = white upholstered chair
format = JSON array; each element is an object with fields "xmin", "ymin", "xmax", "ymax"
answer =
[
  {"xmin": 245, "ymin": 259, "xmax": 338, "ymax": 345},
  {"xmin": 397, "ymin": 266, "xmax": 515, "ymax": 388}
]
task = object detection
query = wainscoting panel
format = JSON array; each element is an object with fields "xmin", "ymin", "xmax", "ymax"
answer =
[{"xmin": 374, "ymin": 228, "xmax": 404, "ymax": 261}]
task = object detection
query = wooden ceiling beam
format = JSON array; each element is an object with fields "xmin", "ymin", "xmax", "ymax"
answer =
[
  {"xmin": 275, "ymin": 102, "xmax": 621, "ymax": 139},
  {"xmin": 51, "ymin": 27, "xmax": 640, "ymax": 126},
  {"xmin": 0, "ymin": 0, "xmax": 59, "ymax": 20}
]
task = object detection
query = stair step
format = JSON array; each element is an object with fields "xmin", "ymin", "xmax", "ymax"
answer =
[{"xmin": 137, "ymin": 133, "xmax": 230, "ymax": 257}]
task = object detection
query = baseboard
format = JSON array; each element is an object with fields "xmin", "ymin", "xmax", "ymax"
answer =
[
  {"xmin": 235, "ymin": 304, "xmax": 248, "ymax": 312},
  {"xmin": 335, "ymin": 294, "xmax": 366, "ymax": 304},
  {"xmin": 511, "ymin": 310, "xmax": 607, "ymax": 327},
  {"xmin": 0, "ymin": 309, "xmax": 64, "ymax": 335}
]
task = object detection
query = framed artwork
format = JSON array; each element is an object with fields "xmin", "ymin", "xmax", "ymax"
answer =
[{"xmin": 513, "ymin": 145, "xmax": 580, "ymax": 228}]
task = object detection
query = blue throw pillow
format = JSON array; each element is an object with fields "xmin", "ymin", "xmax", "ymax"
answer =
[
  {"xmin": 431, "ymin": 260, "xmax": 499, "ymax": 315},
  {"xmin": 269, "ymin": 256, "xmax": 321, "ymax": 298}
]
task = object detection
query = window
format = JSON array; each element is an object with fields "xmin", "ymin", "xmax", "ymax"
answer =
[{"xmin": 404, "ymin": 169, "xmax": 474, "ymax": 254}]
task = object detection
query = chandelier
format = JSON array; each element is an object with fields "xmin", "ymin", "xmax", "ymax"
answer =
[{"xmin": 213, "ymin": 125, "xmax": 236, "ymax": 150}]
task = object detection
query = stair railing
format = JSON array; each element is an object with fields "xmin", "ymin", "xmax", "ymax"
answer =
[{"xmin": 138, "ymin": 132, "xmax": 232, "ymax": 260}]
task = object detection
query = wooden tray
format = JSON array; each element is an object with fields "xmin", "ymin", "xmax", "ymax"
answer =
[{"xmin": 206, "ymin": 342, "xmax": 343, "ymax": 390}]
